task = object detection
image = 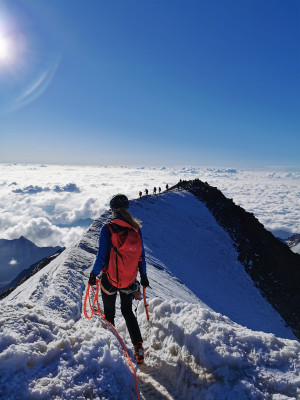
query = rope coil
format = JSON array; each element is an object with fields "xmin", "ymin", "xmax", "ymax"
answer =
[{"xmin": 83, "ymin": 279, "xmax": 140, "ymax": 400}]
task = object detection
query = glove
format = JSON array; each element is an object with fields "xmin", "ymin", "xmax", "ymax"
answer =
[
  {"xmin": 140, "ymin": 273, "xmax": 149, "ymax": 288},
  {"xmin": 89, "ymin": 272, "xmax": 97, "ymax": 286}
]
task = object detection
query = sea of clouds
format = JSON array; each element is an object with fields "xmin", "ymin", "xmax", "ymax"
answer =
[{"xmin": 0, "ymin": 164, "xmax": 299, "ymax": 248}]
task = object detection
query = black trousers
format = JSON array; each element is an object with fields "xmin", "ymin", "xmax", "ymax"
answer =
[{"xmin": 101, "ymin": 274, "xmax": 142, "ymax": 345}]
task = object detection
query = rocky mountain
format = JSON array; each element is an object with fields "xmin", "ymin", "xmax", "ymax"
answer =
[{"xmin": 0, "ymin": 236, "xmax": 64, "ymax": 290}]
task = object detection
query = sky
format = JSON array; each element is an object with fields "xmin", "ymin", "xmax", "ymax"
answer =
[{"xmin": 0, "ymin": 0, "xmax": 299, "ymax": 167}]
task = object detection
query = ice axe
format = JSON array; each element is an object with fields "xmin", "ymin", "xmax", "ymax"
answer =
[{"xmin": 143, "ymin": 286, "xmax": 150, "ymax": 321}]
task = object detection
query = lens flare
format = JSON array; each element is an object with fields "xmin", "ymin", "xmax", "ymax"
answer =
[
  {"xmin": 0, "ymin": 33, "xmax": 16, "ymax": 66},
  {"xmin": 0, "ymin": 35, "xmax": 10, "ymax": 60},
  {"xmin": 0, "ymin": 2, "xmax": 63, "ymax": 113}
]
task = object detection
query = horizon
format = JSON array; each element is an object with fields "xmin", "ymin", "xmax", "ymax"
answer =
[
  {"xmin": 0, "ymin": 0, "xmax": 299, "ymax": 167},
  {"xmin": 1, "ymin": 161, "xmax": 300, "ymax": 171}
]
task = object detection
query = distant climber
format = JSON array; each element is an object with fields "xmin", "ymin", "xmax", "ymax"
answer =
[
  {"xmin": 153, "ymin": 187, "xmax": 157, "ymax": 194},
  {"xmin": 166, "ymin": 184, "xmax": 169, "ymax": 191},
  {"xmin": 158, "ymin": 187, "xmax": 161, "ymax": 194},
  {"xmin": 89, "ymin": 194, "xmax": 150, "ymax": 364},
  {"xmin": 145, "ymin": 188, "xmax": 148, "ymax": 195},
  {"xmin": 139, "ymin": 191, "xmax": 142, "ymax": 198}
]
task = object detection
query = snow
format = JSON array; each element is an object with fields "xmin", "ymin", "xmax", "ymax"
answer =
[
  {"xmin": 137, "ymin": 299, "xmax": 300, "ymax": 400},
  {"xmin": 291, "ymin": 243, "xmax": 300, "ymax": 255},
  {"xmin": 0, "ymin": 304, "xmax": 137, "ymax": 400},
  {"xmin": 1, "ymin": 190, "xmax": 299, "ymax": 399},
  {"xmin": 129, "ymin": 191, "xmax": 296, "ymax": 339}
]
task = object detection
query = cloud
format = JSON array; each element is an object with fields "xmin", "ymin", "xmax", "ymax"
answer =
[
  {"xmin": 53, "ymin": 183, "xmax": 80, "ymax": 193},
  {"xmin": 4, "ymin": 217, "xmax": 84, "ymax": 247},
  {"xmin": 65, "ymin": 198, "xmax": 98, "ymax": 223},
  {"xmin": 0, "ymin": 164, "xmax": 299, "ymax": 249},
  {"xmin": 12, "ymin": 183, "xmax": 80, "ymax": 194},
  {"xmin": 216, "ymin": 169, "xmax": 237, "ymax": 174},
  {"xmin": 51, "ymin": 198, "xmax": 99, "ymax": 225},
  {"xmin": 205, "ymin": 168, "xmax": 237, "ymax": 174},
  {"xmin": 0, "ymin": 212, "xmax": 21, "ymax": 229},
  {"xmin": 13, "ymin": 185, "xmax": 50, "ymax": 194}
]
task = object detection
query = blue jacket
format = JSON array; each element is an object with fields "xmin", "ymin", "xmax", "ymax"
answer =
[{"xmin": 91, "ymin": 216, "xmax": 147, "ymax": 276}]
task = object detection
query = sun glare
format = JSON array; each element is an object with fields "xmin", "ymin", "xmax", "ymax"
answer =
[
  {"xmin": 0, "ymin": 36, "xmax": 9, "ymax": 58},
  {"xmin": 0, "ymin": 34, "xmax": 13, "ymax": 63}
]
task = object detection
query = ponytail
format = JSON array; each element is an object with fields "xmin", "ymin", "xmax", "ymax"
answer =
[{"xmin": 113, "ymin": 208, "xmax": 142, "ymax": 230}]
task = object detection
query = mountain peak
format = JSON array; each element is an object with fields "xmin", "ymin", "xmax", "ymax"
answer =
[{"xmin": 18, "ymin": 236, "xmax": 29, "ymax": 242}]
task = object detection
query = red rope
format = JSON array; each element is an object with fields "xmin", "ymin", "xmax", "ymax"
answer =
[
  {"xmin": 83, "ymin": 280, "xmax": 140, "ymax": 400},
  {"xmin": 83, "ymin": 280, "xmax": 103, "ymax": 319}
]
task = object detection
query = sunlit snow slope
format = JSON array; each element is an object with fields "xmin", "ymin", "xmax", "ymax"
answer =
[{"xmin": 0, "ymin": 190, "xmax": 299, "ymax": 400}]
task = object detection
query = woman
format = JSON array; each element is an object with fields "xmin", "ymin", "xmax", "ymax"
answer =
[{"xmin": 89, "ymin": 194, "xmax": 149, "ymax": 363}]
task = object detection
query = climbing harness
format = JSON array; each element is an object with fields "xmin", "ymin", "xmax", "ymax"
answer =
[
  {"xmin": 98, "ymin": 275, "xmax": 141, "ymax": 298},
  {"xmin": 83, "ymin": 279, "xmax": 150, "ymax": 400}
]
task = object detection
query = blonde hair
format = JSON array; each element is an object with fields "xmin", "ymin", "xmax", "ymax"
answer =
[{"xmin": 113, "ymin": 207, "xmax": 142, "ymax": 230}]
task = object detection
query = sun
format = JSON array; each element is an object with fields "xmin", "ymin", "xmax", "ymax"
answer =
[
  {"xmin": 0, "ymin": 36, "xmax": 9, "ymax": 59},
  {"xmin": 0, "ymin": 34, "xmax": 12, "ymax": 62}
]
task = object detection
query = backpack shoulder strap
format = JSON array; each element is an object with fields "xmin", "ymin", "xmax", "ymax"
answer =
[
  {"xmin": 106, "ymin": 222, "xmax": 114, "ymax": 234},
  {"xmin": 110, "ymin": 218, "xmax": 138, "ymax": 232},
  {"xmin": 106, "ymin": 222, "xmax": 124, "ymax": 259},
  {"xmin": 106, "ymin": 221, "xmax": 130, "ymax": 233}
]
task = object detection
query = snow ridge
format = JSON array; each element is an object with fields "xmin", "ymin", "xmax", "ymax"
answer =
[{"xmin": 0, "ymin": 190, "xmax": 299, "ymax": 400}]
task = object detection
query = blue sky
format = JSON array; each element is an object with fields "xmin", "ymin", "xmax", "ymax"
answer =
[{"xmin": 0, "ymin": 0, "xmax": 299, "ymax": 167}]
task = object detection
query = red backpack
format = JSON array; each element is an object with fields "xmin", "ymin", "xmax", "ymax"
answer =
[{"xmin": 106, "ymin": 219, "xmax": 142, "ymax": 289}]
